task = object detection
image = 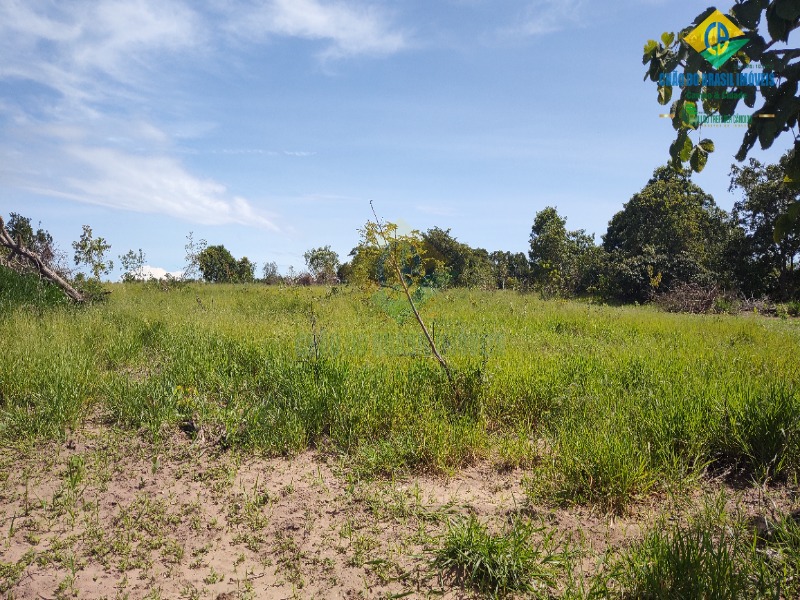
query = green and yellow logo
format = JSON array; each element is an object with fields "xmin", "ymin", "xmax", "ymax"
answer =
[{"xmin": 684, "ymin": 9, "xmax": 749, "ymax": 69}]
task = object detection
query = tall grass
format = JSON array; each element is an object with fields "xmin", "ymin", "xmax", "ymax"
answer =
[
  {"xmin": 598, "ymin": 496, "xmax": 800, "ymax": 599},
  {"xmin": 0, "ymin": 265, "xmax": 69, "ymax": 314},
  {"xmin": 1, "ymin": 283, "xmax": 799, "ymax": 504}
]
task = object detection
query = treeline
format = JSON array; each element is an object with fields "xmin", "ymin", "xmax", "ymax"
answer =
[
  {"xmin": 2, "ymin": 155, "xmax": 799, "ymax": 307},
  {"xmin": 333, "ymin": 160, "xmax": 800, "ymax": 305}
]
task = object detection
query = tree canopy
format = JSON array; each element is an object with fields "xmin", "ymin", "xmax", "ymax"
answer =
[
  {"xmin": 198, "ymin": 245, "xmax": 255, "ymax": 283},
  {"xmin": 729, "ymin": 153, "xmax": 800, "ymax": 297},
  {"xmin": 304, "ymin": 246, "xmax": 340, "ymax": 283},
  {"xmin": 602, "ymin": 167, "xmax": 733, "ymax": 300}
]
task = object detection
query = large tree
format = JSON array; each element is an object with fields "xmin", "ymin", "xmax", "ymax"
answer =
[
  {"xmin": 529, "ymin": 207, "xmax": 599, "ymax": 296},
  {"xmin": 197, "ymin": 245, "xmax": 255, "ymax": 283},
  {"xmin": 602, "ymin": 167, "xmax": 733, "ymax": 299},
  {"xmin": 729, "ymin": 154, "xmax": 800, "ymax": 298}
]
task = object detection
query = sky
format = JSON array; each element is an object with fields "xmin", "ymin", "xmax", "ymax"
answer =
[{"xmin": 0, "ymin": 0, "xmax": 789, "ymax": 279}]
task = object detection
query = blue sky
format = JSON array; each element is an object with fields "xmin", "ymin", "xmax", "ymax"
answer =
[{"xmin": 0, "ymin": 0, "xmax": 788, "ymax": 279}]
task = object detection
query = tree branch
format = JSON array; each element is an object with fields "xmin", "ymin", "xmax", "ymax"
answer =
[{"xmin": 0, "ymin": 216, "xmax": 84, "ymax": 303}]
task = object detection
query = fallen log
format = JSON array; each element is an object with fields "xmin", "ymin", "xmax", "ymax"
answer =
[{"xmin": 0, "ymin": 216, "xmax": 85, "ymax": 303}]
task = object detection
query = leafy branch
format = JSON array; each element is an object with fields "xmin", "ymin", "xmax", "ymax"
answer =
[{"xmin": 364, "ymin": 202, "xmax": 454, "ymax": 385}]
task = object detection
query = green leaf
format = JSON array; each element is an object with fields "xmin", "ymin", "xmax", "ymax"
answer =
[
  {"xmin": 644, "ymin": 39, "xmax": 658, "ymax": 54},
  {"xmin": 735, "ymin": 129, "xmax": 759, "ymax": 162},
  {"xmin": 679, "ymin": 135, "xmax": 693, "ymax": 162},
  {"xmin": 658, "ymin": 86, "xmax": 673, "ymax": 105},
  {"xmin": 744, "ymin": 34, "xmax": 767, "ymax": 61},
  {"xmin": 767, "ymin": 5, "xmax": 794, "ymax": 42},
  {"xmin": 731, "ymin": 0, "xmax": 765, "ymax": 29},
  {"xmin": 698, "ymin": 139, "xmax": 715, "ymax": 153},
  {"xmin": 783, "ymin": 142, "xmax": 800, "ymax": 186},
  {"xmin": 757, "ymin": 118, "xmax": 779, "ymax": 149},
  {"xmin": 774, "ymin": 203, "xmax": 800, "ymax": 240},
  {"xmin": 660, "ymin": 32, "xmax": 675, "ymax": 46},
  {"xmin": 775, "ymin": 0, "xmax": 800, "ymax": 21},
  {"xmin": 669, "ymin": 130, "xmax": 690, "ymax": 162},
  {"xmin": 690, "ymin": 146, "xmax": 709, "ymax": 172},
  {"xmin": 744, "ymin": 86, "xmax": 757, "ymax": 108}
]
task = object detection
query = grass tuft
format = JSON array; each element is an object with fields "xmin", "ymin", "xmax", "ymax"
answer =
[{"xmin": 432, "ymin": 515, "xmax": 563, "ymax": 598}]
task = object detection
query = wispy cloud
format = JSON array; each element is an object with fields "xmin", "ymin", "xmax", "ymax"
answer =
[
  {"xmin": 62, "ymin": 146, "xmax": 279, "ymax": 229},
  {"xmin": 224, "ymin": 0, "xmax": 408, "ymax": 60},
  {"xmin": 0, "ymin": 0, "xmax": 280, "ymax": 229},
  {"xmin": 0, "ymin": 1, "xmax": 405, "ymax": 229},
  {"xmin": 0, "ymin": 0, "xmax": 201, "ymax": 102},
  {"xmin": 508, "ymin": 0, "xmax": 587, "ymax": 37}
]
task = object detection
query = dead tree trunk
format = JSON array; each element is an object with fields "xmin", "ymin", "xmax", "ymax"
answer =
[{"xmin": 0, "ymin": 216, "xmax": 85, "ymax": 303}]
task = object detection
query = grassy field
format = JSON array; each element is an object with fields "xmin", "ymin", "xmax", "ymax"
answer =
[{"xmin": 1, "ymin": 278, "xmax": 799, "ymax": 597}]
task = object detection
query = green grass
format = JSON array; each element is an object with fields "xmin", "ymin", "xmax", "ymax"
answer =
[
  {"xmin": 432, "ymin": 515, "xmax": 564, "ymax": 598},
  {"xmin": 1, "ymin": 283, "xmax": 799, "ymax": 508},
  {"xmin": 0, "ymin": 265, "xmax": 69, "ymax": 314},
  {"xmin": 597, "ymin": 497, "xmax": 800, "ymax": 599}
]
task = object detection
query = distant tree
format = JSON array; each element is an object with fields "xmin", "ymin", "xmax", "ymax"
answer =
[
  {"xmin": 262, "ymin": 261, "xmax": 280, "ymax": 284},
  {"xmin": 529, "ymin": 207, "xmax": 598, "ymax": 296},
  {"xmin": 198, "ymin": 245, "xmax": 237, "ymax": 283},
  {"xmin": 304, "ymin": 245, "xmax": 340, "ymax": 283},
  {"xmin": 72, "ymin": 225, "xmax": 113, "ymax": 280},
  {"xmin": 119, "ymin": 249, "xmax": 147, "ymax": 282},
  {"xmin": 236, "ymin": 256, "xmax": 256, "ymax": 283},
  {"xmin": 460, "ymin": 247, "xmax": 495, "ymax": 289},
  {"xmin": 421, "ymin": 227, "xmax": 468, "ymax": 285},
  {"xmin": 729, "ymin": 154, "xmax": 800, "ymax": 299},
  {"xmin": 602, "ymin": 166, "xmax": 733, "ymax": 300},
  {"xmin": 420, "ymin": 227, "xmax": 495, "ymax": 288},
  {"xmin": 183, "ymin": 231, "xmax": 207, "ymax": 281},
  {"xmin": 490, "ymin": 251, "xmax": 530, "ymax": 290}
]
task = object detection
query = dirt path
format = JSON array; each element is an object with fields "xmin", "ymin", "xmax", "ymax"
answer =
[{"xmin": 0, "ymin": 427, "xmax": 791, "ymax": 599}]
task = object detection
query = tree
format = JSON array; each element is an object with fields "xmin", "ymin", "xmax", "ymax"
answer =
[
  {"xmin": 643, "ymin": 3, "xmax": 800, "ymax": 176},
  {"xmin": 262, "ymin": 261, "xmax": 280, "ymax": 284},
  {"xmin": 198, "ymin": 245, "xmax": 237, "ymax": 283},
  {"xmin": 362, "ymin": 208, "xmax": 453, "ymax": 384},
  {"xmin": 490, "ymin": 251, "xmax": 530, "ymax": 290},
  {"xmin": 119, "ymin": 249, "xmax": 147, "ymax": 282},
  {"xmin": 303, "ymin": 245, "xmax": 340, "ymax": 283},
  {"xmin": 602, "ymin": 167, "xmax": 733, "ymax": 299},
  {"xmin": 236, "ymin": 257, "xmax": 256, "ymax": 283},
  {"xmin": 183, "ymin": 232, "xmax": 207, "ymax": 281},
  {"xmin": 729, "ymin": 154, "xmax": 800, "ymax": 298},
  {"xmin": 0, "ymin": 215, "xmax": 84, "ymax": 302},
  {"xmin": 72, "ymin": 225, "xmax": 113, "ymax": 280},
  {"xmin": 529, "ymin": 207, "xmax": 599, "ymax": 296}
]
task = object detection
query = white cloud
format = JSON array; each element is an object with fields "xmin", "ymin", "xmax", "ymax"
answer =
[
  {"xmin": 225, "ymin": 0, "xmax": 408, "ymax": 59},
  {"xmin": 59, "ymin": 146, "xmax": 279, "ymax": 229},
  {"xmin": 136, "ymin": 265, "xmax": 185, "ymax": 280},
  {"xmin": 0, "ymin": 1, "xmax": 280, "ymax": 230},
  {"xmin": 0, "ymin": 0, "xmax": 201, "ymax": 101},
  {"xmin": 512, "ymin": 0, "xmax": 587, "ymax": 36}
]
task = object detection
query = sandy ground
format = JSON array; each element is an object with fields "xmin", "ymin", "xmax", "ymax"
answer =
[{"xmin": 0, "ymin": 426, "xmax": 794, "ymax": 599}]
